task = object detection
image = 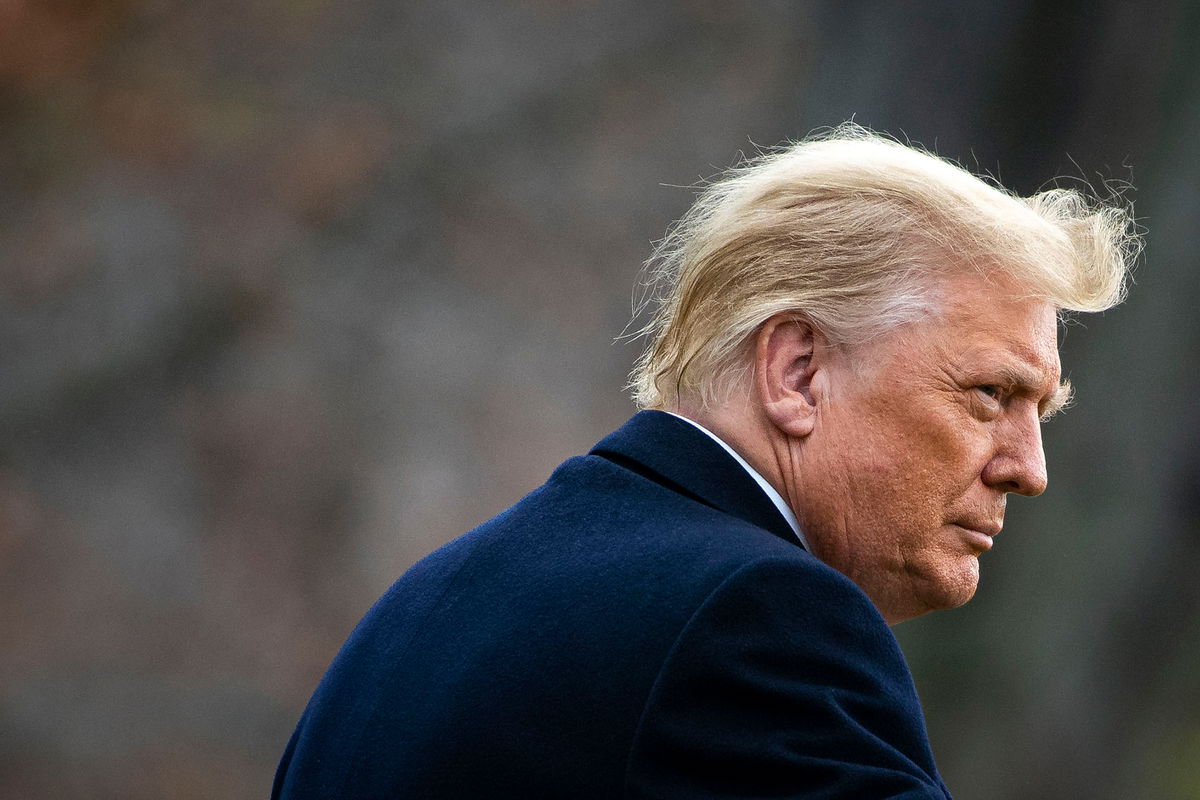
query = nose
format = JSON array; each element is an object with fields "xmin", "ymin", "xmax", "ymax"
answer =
[{"xmin": 981, "ymin": 407, "xmax": 1048, "ymax": 497}]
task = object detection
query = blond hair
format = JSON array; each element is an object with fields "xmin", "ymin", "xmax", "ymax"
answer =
[{"xmin": 629, "ymin": 123, "xmax": 1140, "ymax": 409}]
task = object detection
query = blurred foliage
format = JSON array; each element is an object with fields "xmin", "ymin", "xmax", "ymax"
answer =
[{"xmin": 1, "ymin": 1, "xmax": 1197, "ymax": 798}]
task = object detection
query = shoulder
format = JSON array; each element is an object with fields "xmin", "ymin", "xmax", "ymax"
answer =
[
  {"xmin": 624, "ymin": 557, "xmax": 946, "ymax": 798},
  {"xmin": 652, "ymin": 556, "xmax": 911, "ymax": 699}
]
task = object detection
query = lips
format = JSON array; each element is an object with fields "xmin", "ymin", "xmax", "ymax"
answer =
[
  {"xmin": 956, "ymin": 520, "xmax": 1002, "ymax": 537},
  {"xmin": 951, "ymin": 520, "xmax": 1002, "ymax": 552}
]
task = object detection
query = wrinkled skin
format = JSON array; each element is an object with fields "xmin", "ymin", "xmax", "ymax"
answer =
[
  {"xmin": 684, "ymin": 272, "xmax": 1066, "ymax": 624},
  {"xmin": 787, "ymin": 274, "xmax": 1064, "ymax": 623}
]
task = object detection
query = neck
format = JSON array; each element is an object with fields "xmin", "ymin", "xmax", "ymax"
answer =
[{"xmin": 670, "ymin": 398, "xmax": 801, "ymax": 522}]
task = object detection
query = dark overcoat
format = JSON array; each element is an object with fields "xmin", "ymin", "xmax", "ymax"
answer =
[{"xmin": 272, "ymin": 410, "xmax": 951, "ymax": 798}]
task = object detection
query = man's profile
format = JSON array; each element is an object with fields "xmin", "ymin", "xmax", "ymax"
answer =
[{"xmin": 272, "ymin": 125, "xmax": 1136, "ymax": 798}]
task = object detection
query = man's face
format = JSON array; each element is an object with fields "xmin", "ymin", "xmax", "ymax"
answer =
[{"xmin": 797, "ymin": 272, "xmax": 1064, "ymax": 623}]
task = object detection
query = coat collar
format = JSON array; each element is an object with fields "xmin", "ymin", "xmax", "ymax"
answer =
[{"xmin": 589, "ymin": 410, "xmax": 802, "ymax": 549}]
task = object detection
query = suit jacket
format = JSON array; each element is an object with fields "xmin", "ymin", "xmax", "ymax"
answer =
[{"xmin": 272, "ymin": 410, "xmax": 951, "ymax": 798}]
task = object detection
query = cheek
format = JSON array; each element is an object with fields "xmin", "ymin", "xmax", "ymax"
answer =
[
  {"xmin": 840, "ymin": 415, "xmax": 983, "ymax": 525},
  {"xmin": 803, "ymin": 402, "xmax": 982, "ymax": 540},
  {"xmin": 833, "ymin": 445, "xmax": 943, "ymax": 536},
  {"xmin": 891, "ymin": 407, "xmax": 991, "ymax": 488}
]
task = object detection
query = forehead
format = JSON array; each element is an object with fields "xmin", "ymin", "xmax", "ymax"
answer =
[{"xmin": 927, "ymin": 272, "xmax": 1061, "ymax": 380}]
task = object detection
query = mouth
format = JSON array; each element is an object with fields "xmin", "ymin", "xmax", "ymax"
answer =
[{"xmin": 951, "ymin": 521, "xmax": 1001, "ymax": 552}]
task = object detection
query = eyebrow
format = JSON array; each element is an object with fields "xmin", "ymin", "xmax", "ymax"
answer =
[
  {"xmin": 991, "ymin": 362, "xmax": 1071, "ymax": 420},
  {"xmin": 1040, "ymin": 379, "xmax": 1073, "ymax": 421}
]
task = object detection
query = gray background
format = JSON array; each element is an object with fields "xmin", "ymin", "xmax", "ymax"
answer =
[{"xmin": 2, "ymin": 1, "xmax": 1197, "ymax": 797}]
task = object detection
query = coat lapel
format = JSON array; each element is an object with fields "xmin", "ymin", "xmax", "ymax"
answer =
[{"xmin": 590, "ymin": 410, "xmax": 802, "ymax": 548}]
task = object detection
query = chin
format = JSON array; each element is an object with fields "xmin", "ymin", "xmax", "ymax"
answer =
[
  {"xmin": 869, "ymin": 564, "xmax": 981, "ymax": 624},
  {"xmin": 919, "ymin": 558, "xmax": 981, "ymax": 612}
]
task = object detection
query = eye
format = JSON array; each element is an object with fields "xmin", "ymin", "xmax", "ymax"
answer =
[{"xmin": 974, "ymin": 385, "xmax": 1003, "ymax": 403}]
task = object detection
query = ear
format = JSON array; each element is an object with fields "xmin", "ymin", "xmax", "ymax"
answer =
[{"xmin": 754, "ymin": 314, "xmax": 823, "ymax": 438}]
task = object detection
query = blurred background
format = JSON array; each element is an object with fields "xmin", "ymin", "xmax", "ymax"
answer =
[{"xmin": 1, "ymin": 1, "xmax": 1197, "ymax": 797}]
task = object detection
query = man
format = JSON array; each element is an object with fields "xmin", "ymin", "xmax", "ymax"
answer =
[{"xmin": 273, "ymin": 126, "xmax": 1135, "ymax": 798}]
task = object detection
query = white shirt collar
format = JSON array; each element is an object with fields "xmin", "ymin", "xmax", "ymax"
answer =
[{"xmin": 665, "ymin": 412, "xmax": 809, "ymax": 550}]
